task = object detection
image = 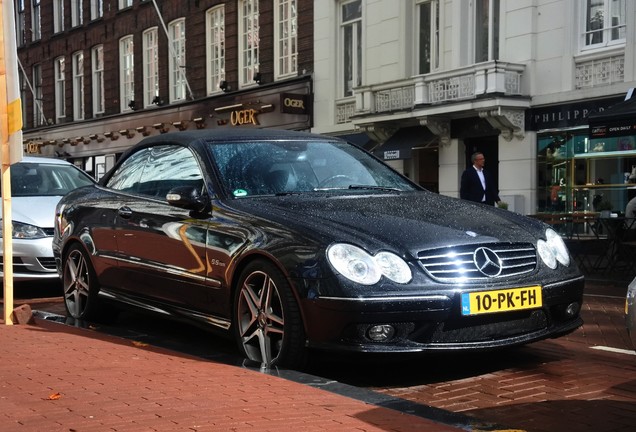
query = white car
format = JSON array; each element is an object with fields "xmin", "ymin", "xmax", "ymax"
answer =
[
  {"xmin": 1, "ymin": 156, "xmax": 95, "ymax": 281},
  {"xmin": 627, "ymin": 276, "xmax": 636, "ymax": 350}
]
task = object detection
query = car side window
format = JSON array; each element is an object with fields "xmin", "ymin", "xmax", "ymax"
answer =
[{"xmin": 107, "ymin": 145, "xmax": 204, "ymax": 200}]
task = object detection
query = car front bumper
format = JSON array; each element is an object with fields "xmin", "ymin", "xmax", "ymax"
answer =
[
  {"xmin": 301, "ymin": 276, "xmax": 585, "ymax": 353},
  {"xmin": 0, "ymin": 237, "xmax": 59, "ymax": 281}
]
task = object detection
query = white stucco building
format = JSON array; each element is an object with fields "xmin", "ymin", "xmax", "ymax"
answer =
[{"xmin": 313, "ymin": 0, "xmax": 636, "ymax": 216}]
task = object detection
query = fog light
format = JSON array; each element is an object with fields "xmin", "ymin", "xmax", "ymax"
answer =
[
  {"xmin": 367, "ymin": 324, "xmax": 395, "ymax": 342},
  {"xmin": 565, "ymin": 302, "xmax": 580, "ymax": 317}
]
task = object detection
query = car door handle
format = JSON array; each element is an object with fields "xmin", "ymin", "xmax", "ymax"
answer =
[{"xmin": 117, "ymin": 206, "xmax": 133, "ymax": 218}]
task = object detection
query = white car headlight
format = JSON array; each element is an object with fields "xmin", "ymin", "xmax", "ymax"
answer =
[
  {"xmin": 0, "ymin": 221, "xmax": 48, "ymax": 239},
  {"xmin": 327, "ymin": 243, "xmax": 412, "ymax": 285},
  {"xmin": 537, "ymin": 228, "xmax": 570, "ymax": 269}
]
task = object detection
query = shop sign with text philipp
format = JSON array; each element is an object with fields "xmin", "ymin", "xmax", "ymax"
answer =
[
  {"xmin": 527, "ymin": 97, "xmax": 623, "ymax": 130},
  {"xmin": 280, "ymin": 93, "xmax": 308, "ymax": 115}
]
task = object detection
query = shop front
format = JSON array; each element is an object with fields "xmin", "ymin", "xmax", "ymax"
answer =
[
  {"xmin": 22, "ymin": 76, "xmax": 313, "ymax": 180},
  {"xmin": 531, "ymin": 96, "xmax": 632, "ymax": 216}
]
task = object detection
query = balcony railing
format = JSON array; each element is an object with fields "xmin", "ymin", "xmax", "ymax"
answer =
[
  {"xmin": 341, "ymin": 61, "xmax": 525, "ymax": 122},
  {"xmin": 575, "ymin": 52, "xmax": 624, "ymax": 89}
]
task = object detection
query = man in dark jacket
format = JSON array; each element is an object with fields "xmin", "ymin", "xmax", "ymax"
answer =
[{"xmin": 460, "ymin": 152, "xmax": 500, "ymax": 206}]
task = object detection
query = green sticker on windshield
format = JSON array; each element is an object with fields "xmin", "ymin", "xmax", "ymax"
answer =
[{"xmin": 233, "ymin": 189, "xmax": 248, "ymax": 197}]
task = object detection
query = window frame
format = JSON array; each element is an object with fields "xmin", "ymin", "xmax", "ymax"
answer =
[
  {"xmin": 239, "ymin": 0, "xmax": 260, "ymax": 88},
  {"xmin": 416, "ymin": 0, "xmax": 439, "ymax": 75},
  {"xmin": 206, "ymin": 6, "xmax": 226, "ymax": 95},
  {"xmin": 53, "ymin": 0, "xmax": 64, "ymax": 34},
  {"xmin": 71, "ymin": 0, "xmax": 83, "ymax": 27},
  {"xmin": 119, "ymin": 36, "xmax": 135, "ymax": 112},
  {"xmin": 32, "ymin": 64, "xmax": 45, "ymax": 126},
  {"xmin": 143, "ymin": 27, "xmax": 159, "ymax": 107},
  {"xmin": 92, "ymin": 45, "xmax": 105, "ymax": 115},
  {"xmin": 54, "ymin": 57, "xmax": 66, "ymax": 121},
  {"xmin": 168, "ymin": 18, "xmax": 187, "ymax": 102},
  {"xmin": 339, "ymin": 0, "xmax": 362, "ymax": 98},
  {"xmin": 473, "ymin": 0, "xmax": 499, "ymax": 63},
  {"xmin": 581, "ymin": 0, "xmax": 626, "ymax": 51},
  {"xmin": 31, "ymin": 0, "xmax": 41, "ymax": 41},
  {"xmin": 274, "ymin": 0, "xmax": 298, "ymax": 80},
  {"xmin": 72, "ymin": 51, "xmax": 84, "ymax": 121},
  {"xmin": 90, "ymin": 0, "xmax": 103, "ymax": 20}
]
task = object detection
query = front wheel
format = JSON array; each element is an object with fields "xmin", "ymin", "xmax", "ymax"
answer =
[
  {"xmin": 233, "ymin": 260, "xmax": 306, "ymax": 369},
  {"xmin": 62, "ymin": 244, "xmax": 100, "ymax": 320}
]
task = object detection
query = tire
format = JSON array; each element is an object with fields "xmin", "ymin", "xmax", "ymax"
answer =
[
  {"xmin": 62, "ymin": 243, "xmax": 101, "ymax": 320},
  {"xmin": 233, "ymin": 259, "xmax": 306, "ymax": 369}
]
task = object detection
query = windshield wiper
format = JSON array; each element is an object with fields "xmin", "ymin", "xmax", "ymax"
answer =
[{"xmin": 347, "ymin": 185, "xmax": 402, "ymax": 192}]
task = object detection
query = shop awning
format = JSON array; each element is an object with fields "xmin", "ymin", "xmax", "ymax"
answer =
[
  {"xmin": 336, "ymin": 132, "xmax": 374, "ymax": 150},
  {"xmin": 373, "ymin": 126, "xmax": 435, "ymax": 160},
  {"xmin": 588, "ymin": 95, "xmax": 636, "ymax": 140}
]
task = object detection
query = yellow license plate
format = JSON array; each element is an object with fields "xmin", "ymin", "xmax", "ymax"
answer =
[{"xmin": 461, "ymin": 286, "xmax": 542, "ymax": 316}]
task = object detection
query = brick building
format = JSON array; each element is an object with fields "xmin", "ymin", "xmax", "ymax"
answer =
[{"xmin": 17, "ymin": 0, "xmax": 313, "ymax": 179}]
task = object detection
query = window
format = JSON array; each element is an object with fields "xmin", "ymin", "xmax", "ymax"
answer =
[
  {"xmin": 206, "ymin": 6, "xmax": 225, "ymax": 95},
  {"xmin": 340, "ymin": 0, "xmax": 362, "ymax": 97},
  {"xmin": 583, "ymin": 0, "xmax": 626, "ymax": 48},
  {"xmin": 107, "ymin": 146, "xmax": 203, "ymax": 200},
  {"xmin": 120, "ymin": 36, "xmax": 135, "ymax": 112},
  {"xmin": 143, "ymin": 28, "xmax": 159, "ymax": 107},
  {"xmin": 475, "ymin": 0, "xmax": 499, "ymax": 62},
  {"xmin": 71, "ymin": 0, "xmax": 83, "ymax": 27},
  {"xmin": 239, "ymin": 0, "xmax": 259, "ymax": 87},
  {"xmin": 54, "ymin": 57, "xmax": 66, "ymax": 120},
  {"xmin": 16, "ymin": 0, "xmax": 25, "ymax": 46},
  {"xmin": 72, "ymin": 52, "xmax": 84, "ymax": 121},
  {"xmin": 32, "ymin": 64, "xmax": 44, "ymax": 126},
  {"xmin": 32, "ymin": 0, "xmax": 41, "ymax": 41},
  {"xmin": 275, "ymin": 0, "xmax": 297, "ymax": 79},
  {"xmin": 417, "ymin": 0, "xmax": 439, "ymax": 74},
  {"xmin": 119, "ymin": 0, "xmax": 133, "ymax": 9},
  {"xmin": 168, "ymin": 19, "xmax": 187, "ymax": 102},
  {"xmin": 92, "ymin": 45, "xmax": 105, "ymax": 114},
  {"xmin": 54, "ymin": 0, "xmax": 64, "ymax": 34},
  {"xmin": 91, "ymin": 0, "xmax": 104, "ymax": 20}
]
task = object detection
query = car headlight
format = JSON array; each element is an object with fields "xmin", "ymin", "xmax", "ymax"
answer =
[
  {"xmin": 0, "ymin": 221, "xmax": 48, "ymax": 239},
  {"xmin": 327, "ymin": 243, "xmax": 412, "ymax": 285},
  {"xmin": 537, "ymin": 228, "xmax": 570, "ymax": 269}
]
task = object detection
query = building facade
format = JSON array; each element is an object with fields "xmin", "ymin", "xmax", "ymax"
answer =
[
  {"xmin": 313, "ymin": 0, "xmax": 636, "ymax": 215},
  {"xmin": 17, "ymin": 0, "xmax": 313, "ymax": 179}
]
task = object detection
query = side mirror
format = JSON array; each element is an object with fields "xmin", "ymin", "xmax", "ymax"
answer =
[{"xmin": 166, "ymin": 186, "xmax": 208, "ymax": 213}]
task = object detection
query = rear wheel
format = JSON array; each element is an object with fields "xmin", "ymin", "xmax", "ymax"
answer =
[
  {"xmin": 233, "ymin": 260, "xmax": 306, "ymax": 369},
  {"xmin": 63, "ymin": 244, "xmax": 100, "ymax": 320}
]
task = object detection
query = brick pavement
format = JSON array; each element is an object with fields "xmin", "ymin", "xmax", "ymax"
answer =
[
  {"xmin": 0, "ymin": 315, "xmax": 472, "ymax": 432},
  {"xmin": 373, "ymin": 279, "xmax": 636, "ymax": 432},
  {"xmin": 1, "ymin": 277, "xmax": 634, "ymax": 431}
]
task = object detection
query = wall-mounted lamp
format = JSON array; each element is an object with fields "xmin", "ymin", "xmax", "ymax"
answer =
[
  {"xmin": 193, "ymin": 117, "xmax": 206, "ymax": 129},
  {"xmin": 104, "ymin": 131, "xmax": 119, "ymax": 140},
  {"xmin": 119, "ymin": 129, "xmax": 135, "ymax": 139},
  {"xmin": 219, "ymin": 80, "xmax": 232, "ymax": 92},
  {"xmin": 128, "ymin": 100, "xmax": 137, "ymax": 110},
  {"xmin": 152, "ymin": 96, "xmax": 164, "ymax": 106},
  {"xmin": 253, "ymin": 72, "xmax": 263, "ymax": 85},
  {"xmin": 136, "ymin": 126, "xmax": 151, "ymax": 136},
  {"xmin": 172, "ymin": 120, "xmax": 188, "ymax": 131},
  {"xmin": 153, "ymin": 122, "xmax": 170, "ymax": 133}
]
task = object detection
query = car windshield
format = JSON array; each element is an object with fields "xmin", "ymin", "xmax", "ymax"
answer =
[
  {"xmin": 6, "ymin": 161, "xmax": 94, "ymax": 197},
  {"xmin": 209, "ymin": 139, "xmax": 418, "ymax": 197}
]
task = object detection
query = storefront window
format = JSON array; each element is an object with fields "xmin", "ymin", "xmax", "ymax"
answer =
[{"xmin": 538, "ymin": 130, "xmax": 636, "ymax": 214}]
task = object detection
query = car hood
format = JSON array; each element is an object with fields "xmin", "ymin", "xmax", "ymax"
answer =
[
  {"xmin": 7, "ymin": 196, "xmax": 61, "ymax": 228},
  {"xmin": 228, "ymin": 191, "xmax": 546, "ymax": 256}
]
